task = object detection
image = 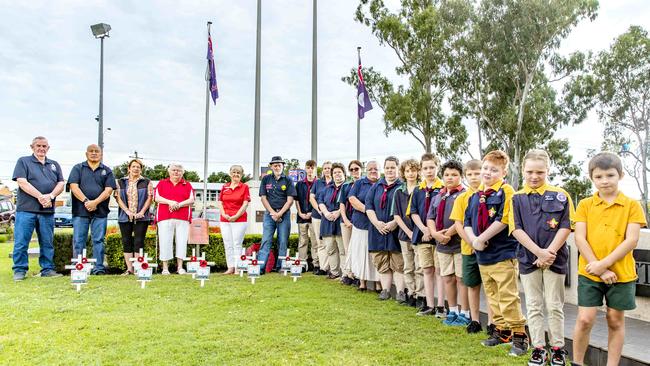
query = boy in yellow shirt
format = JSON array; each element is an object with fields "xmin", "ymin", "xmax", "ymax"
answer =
[{"xmin": 572, "ymin": 152, "xmax": 647, "ymax": 366}]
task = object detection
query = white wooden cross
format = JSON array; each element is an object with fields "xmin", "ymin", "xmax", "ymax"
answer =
[
  {"xmin": 246, "ymin": 252, "xmax": 264, "ymax": 284},
  {"xmin": 193, "ymin": 252, "xmax": 215, "ymax": 287},
  {"xmin": 129, "ymin": 248, "xmax": 158, "ymax": 289},
  {"xmin": 281, "ymin": 250, "xmax": 305, "ymax": 282},
  {"xmin": 183, "ymin": 248, "xmax": 200, "ymax": 279},
  {"xmin": 236, "ymin": 248, "xmax": 250, "ymax": 277},
  {"xmin": 64, "ymin": 251, "xmax": 96, "ymax": 292}
]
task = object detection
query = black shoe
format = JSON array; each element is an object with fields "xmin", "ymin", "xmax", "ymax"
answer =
[
  {"xmin": 317, "ymin": 269, "xmax": 328, "ymax": 276},
  {"xmin": 407, "ymin": 295, "xmax": 417, "ymax": 307},
  {"xmin": 38, "ymin": 270, "xmax": 63, "ymax": 277},
  {"xmin": 340, "ymin": 276, "xmax": 353, "ymax": 285},
  {"xmin": 352, "ymin": 278, "xmax": 360, "ymax": 287},
  {"xmin": 482, "ymin": 328, "xmax": 511, "ymax": 347},
  {"xmin": 396, "ymin": 291, "xmax": 407, "ymax": 304},
  {"xmin": 357, "ymin": 287, "xmax": 367, "ymax": 292},
  {"xmin": 509, "ymin": 332, "xmax": 529, "ymax": 356},
  {"xmin": 327, "ymin": 272, "xmax": 341, "ymax": 280},
  {"xmin": 550, "ymin": 347, "xmax": 567, "ymax": 366},
  {"xmin": 434, "ymin": 306, "xmax": 447, "ymax": 319},
  {"xmin": 312, "ymin": 266, "xmax": 320, "ymax": 275},
  {"xmin": 417, "ymin": 306, "xmax": 435, "ymax": 316},
  {"xmin": 466, "ymin": 320, "xmax": 483, "ymax": 334},
  {"xmin": 415, "ymin": 296, "xmax": 426, "ymax": 311},
  {"xmin": 528, "ymin": 347, "xmax": 548, "ymax": 366},
  {"xmin": 486, "ymin": 323, "xmax": 496, "ymax": 337}
]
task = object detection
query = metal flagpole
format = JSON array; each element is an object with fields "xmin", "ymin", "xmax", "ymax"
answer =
[
  {"xmin": 356, "ymin": 46, "xmax": 361, "ymax": 161},
  {"xmin": 203, "ymin": 21, "xmax": 212, "ymax": 217},
  {"xmin": 311, "ymin": 0, "xmax": 317, "ymax": 163},
  {"xmin": 253, "ymin": 0, "xmax": 262, "ymax": 180}
]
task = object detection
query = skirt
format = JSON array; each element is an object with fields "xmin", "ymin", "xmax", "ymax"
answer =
[{"xmin": 345, "ymin": 227, "xmax": 379, "ymax": 281}]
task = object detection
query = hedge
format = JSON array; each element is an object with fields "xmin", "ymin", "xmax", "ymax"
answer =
[{"xmin": 53, "ymin": 232, "xmax": 301, "ymax": 273}]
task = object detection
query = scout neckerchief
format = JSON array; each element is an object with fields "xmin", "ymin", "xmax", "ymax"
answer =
[
  {"xmin": 330, "ymin": 182, "xmax": 343, "ymax": 203},
  {"xmin": 304, "ymin": 177, "xmax": 316, "ymax": 209},
  {"xmin": 380, "ymin": 180, "xmax": 398, "ymax": 209},
  {"xmin": 477, "ymin": 183, "xmax": 502, "ymax": 234},
  {"xmin": 345, "ymin": 181, "xmax": 355, "ymax": 216},
  {"xmin": 435, "ymin": 185, "xmax": 464, "ymax": 231}
]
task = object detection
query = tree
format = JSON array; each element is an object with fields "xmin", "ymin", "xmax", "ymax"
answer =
[
  {"xmin": 283, "ymin": 158, "xmax": 300, "ymax": 172},
  {"xmin": 112, "ymin": 162, "xmax": 201, "ymax": 182},
  {"xmin": 342, "ymin": 0, "xmax": 471, "ymax": 159},
  {"xmin": 565, "ymin": 26, "xmax": 650, "ymax": 221},
  {"xmin": 207, "ymin": 171, "xmax": 230, "ymax": 183},
  {"xmin": 452, "ymin": 0, "xmax": 598, "ymax": 189}
]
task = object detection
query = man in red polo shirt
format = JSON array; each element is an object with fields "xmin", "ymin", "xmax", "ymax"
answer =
[{"xmin": 155, "ymin": 163, "xmax": 195, "ymax": 274}]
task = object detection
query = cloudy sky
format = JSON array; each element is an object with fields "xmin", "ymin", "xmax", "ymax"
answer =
[{"xmin": 0, "ymin": 0, "xmax": 648, "ymax": 196}]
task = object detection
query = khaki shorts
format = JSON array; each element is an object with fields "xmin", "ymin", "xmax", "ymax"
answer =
[
  {"xmin": 416, "ymin": 244, "xmax": 436, "ymax": 269},
  {"xmin": 371, "ymin": 251, "xmax": 404, "ymax": 274},
  {"xmin": 436, "ymin": 251, "xmax": 463, "ymax": 277}
]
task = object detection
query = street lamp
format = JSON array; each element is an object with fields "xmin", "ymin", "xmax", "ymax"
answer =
[{"xmin": 90, "ymin": 23, "xmax": 111, "ymax": 152}]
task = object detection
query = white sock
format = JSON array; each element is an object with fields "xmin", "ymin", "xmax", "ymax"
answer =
[
  {"xmin": 449, "ymin": 306, "xmax": 458, "ymax": 314},
  {"xmin": 462, "ymin": 310, "xmax": 470, "ymax": 317}
]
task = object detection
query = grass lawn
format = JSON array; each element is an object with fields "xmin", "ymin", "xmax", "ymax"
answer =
[{"xmin": 0, "ymin": 242, "xmax": 525, "ymax": 365}]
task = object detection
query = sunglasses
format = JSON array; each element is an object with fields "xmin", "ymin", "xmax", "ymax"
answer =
[{"xmin": 349, "ymin": 167, "xmax": 360, "ymax": 172}]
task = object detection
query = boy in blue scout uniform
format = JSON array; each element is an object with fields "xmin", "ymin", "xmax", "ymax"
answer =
[
  {"xmin": 510, "ymin": 149, "xmax": 574, "ymax": 366},
  {"xmin": 463, "ymin": 150, "xmax": 528, "ymax": 357},
  {"xmin": 309, "ymin": 161, "xmax": 332, "ymax": 275},
  {"xmin": 12, "ymin": 136, "xmax": 65, "ymax": 280},
  {"xmin": 317, "ymin": 162, "xmax": 347, "ymax": 279},
  {"xmin": 295, "ymin": 160, "xmax": 318, "ymax": 271},
  {"xmin": 68, "ymin": 144, "xmax": 117, "ymax": 275},
  {"xmin": 258, "ymin": 156, "xmax": 297, "ymax": 274}
]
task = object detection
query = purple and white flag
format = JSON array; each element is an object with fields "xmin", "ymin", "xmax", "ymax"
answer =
[{"xmin": 357, "ymin": 55, "xmax": 373, "ymax": 119}]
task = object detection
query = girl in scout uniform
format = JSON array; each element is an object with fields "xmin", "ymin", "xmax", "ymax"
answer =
[
  {"xmin": 339, "ymin": 160, "xmax": 363, "ymax": 285},
  {"xmin": 310, "ymin": 161, "xmax": 333, "ymax": 275},
  {"xmin": 318, "ymin": 163, "xmax": 347, "ymax": 279}
]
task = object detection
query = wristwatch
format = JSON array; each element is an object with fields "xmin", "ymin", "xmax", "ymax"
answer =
[
  {"xmin": 83, "ymin": 198, "xmax": 90, "ymax": 203},
  {"xmin": 49, "ymin": 194, "xmax": 55, "ymax": 200}
]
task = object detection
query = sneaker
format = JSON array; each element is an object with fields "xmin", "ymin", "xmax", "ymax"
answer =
[
  {"xmin": 38, "ymin": 270, "xmax": 62, "ymax": 277},
  {"xmin": 407, "ymin": 295, "xmax": 417, "ymax": 307},
  {"xmin": 482, "ymin": 328, "xmax": 511, "ymax": 347},
  {"xmin": 317, "ymin": 269, "xmax": 329, "ymax": 276},
  {"xmin": 312, "ymin": 266, "xmax": 320, "ymax": 275},
  {"xmin": 378, "ymin": 289, "xmax": 391, "ymax": 300},
  {"xmin": 91, "ymin": 271, "xmax": 106, "ymax": 276},
  {"xmin": 327, "ymin": 272, "xmax": 341, "ymax": 280},
  {"xmin": 340, "ymin": 276, "xmax": 353, "ymax": 285},
  {"xmin": 550, "ymin": 347, "xmax": 567, "ymax": 366},
  {"xmin": 486, "ymin": 323, "xmax": 497, "ymax": 337},
  {"xmin": 178, "ymin": 268, "xmax": 187, "ymax": 275},
  {"xmin": 443, "ymin": 311, "xmax": 458, "ymax": 325},
  {"xmin": 466, "ymin": 320, "xmax": 483, "ymax": 334},
  {"xmin": 528, "ymin": 347, "xmax": 549, "ymax": 366},
  {"xmin": 451, "ymin": 313, "xmax": 471, "ymax": 327},
  {"xmin": 396, "ymin": 291, "xmax": 407, "ymax": 304},
  {"xmin": 415, "ymin": 297, "xmax": 427, "ymax": 311},
  {"xmin": 417, "ymin": 306, "xmax": 435, "ymax": 316},
  {"xmin": 13, "ymin": 272, "xmax": 26, "ymax": 281},
  {"xmin": 509, "ymin": 332, "xmax": 529, "ymax": 356},
  {"xmin": 161, "ymin": 269, "xmax": 171, "ymax": 275},
  {"xmin": 434, "ymin": 306, "xmax": 447, "ymax": 319}
]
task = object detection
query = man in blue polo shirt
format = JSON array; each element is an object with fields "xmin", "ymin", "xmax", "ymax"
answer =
[
  {"xmin": 258, "ymin": 156, "xmax": 297, "ymax": 274},
  {"xmin": 12, "ymin": 136, "xmax": 65, "ymax": 281},
  {"xmin": 68, "ymin": 144, "xmax": 117, "ymax": 275}
]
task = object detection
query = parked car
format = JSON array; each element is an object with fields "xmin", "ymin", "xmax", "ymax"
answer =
[
  {"xmin": 0, "ymin": 199, "xmax": 16, "ymax": 228},
  {"xmin": 199, "ymin": 208, "xmax": 220, "ymax": 227},
  {"xmin": 54, "ymin": 205, "xmax": 73, "ymax": 227}
]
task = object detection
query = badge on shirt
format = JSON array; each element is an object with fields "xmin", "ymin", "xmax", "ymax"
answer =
[
  {"xmin": 101, "ymin": 169, "xmax": 107, "ymax": 176},
  {"xmin": 556, "ymin": 192, "xmax": 567, "ymax": 202},
  {"xmin": 281, "ymin": 185, "xmax": 286, "ymax": 191},
  {"xmin": 547, "ymin": 217, "xmax": 559, "ymax": 229},
  {"xmin": 544, "ymin": 195, "xmax": 554, "ymax": 201},
  {"xmin": 265, "ymin": 184, "xmax": 273, "ymax": 190},
  {"xmin": 50, "ymin": 164, "xmax": 57, "ymax": 172},
  {"xmin": 488, "ymin": 207, "xmax": 496, "ymax": 218}
]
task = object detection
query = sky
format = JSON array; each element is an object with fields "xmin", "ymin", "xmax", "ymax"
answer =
[{"xmin": 0, "ymin": 0, "xmax": 648, "ymax": 197}]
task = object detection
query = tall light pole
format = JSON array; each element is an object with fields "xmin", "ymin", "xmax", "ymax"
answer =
[
  {"xmin": 253, "ymin": 0, "xmax": 262, "ymax": 180},
  {"xmin": 311, "ymin": 0, "xmax": 318, "ymax": 163},
  {"xmin": 91, "ymin": 23, "xmax": 111, "ymax": 151}
]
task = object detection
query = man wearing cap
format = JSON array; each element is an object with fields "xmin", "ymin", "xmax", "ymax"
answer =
[
  {"xmin": 258, "ymin": 156, "xmax": 297, "ymax": 273},
  {"xmin": 68, "ymin": 144, "xmax": 117, "ymax": 275},
  {"xmin": 12, "ymin": 136, "xmax": 65, "ymax": 281}
]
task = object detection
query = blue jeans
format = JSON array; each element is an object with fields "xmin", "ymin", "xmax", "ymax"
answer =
[
  {"xmin": 72, "ymin": 216, "xmax": 108, "ymax": 273},
  {"xmin": 12, "ymin": 211, "xmax": 55, "ymax": 274},
  {"xmin": 258, "ymin": 211, "xmax": 291, "ymax": 271}
]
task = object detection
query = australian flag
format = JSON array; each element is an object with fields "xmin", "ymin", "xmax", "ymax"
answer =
[
  {"xmin": 207, "ymin": 30, "xmax": 219, "ymax": 104},
  {"xmin": 357, "ymin": 55, "xmax": 373, "ymax": 119}
]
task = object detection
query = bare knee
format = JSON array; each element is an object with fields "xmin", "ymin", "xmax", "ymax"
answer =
[
  {"xmin": 606, "ymin": 309, "xmax": 625, "ymax": 332},
  {"xmin": 576, "ymin": 311, "xmax": 596, "ymax": 331}
]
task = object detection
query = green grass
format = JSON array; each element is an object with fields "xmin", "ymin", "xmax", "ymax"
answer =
[{"xmin": 0, "ymin": 242, "xmax": 524, "ymax": 365}]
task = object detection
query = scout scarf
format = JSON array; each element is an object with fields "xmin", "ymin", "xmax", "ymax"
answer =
[
  {"xmin": 477, "ymin": 188, "xmax": 497, "ymax": 234},
  {"xmin": 380, "ymin": 181, "xmax": 397, "ymax": 209},
  {"xmin": 330, "ymin": 183, "xmax": 342, "ymax": 203},
  {"xmin": 304, "ymin": 177, "xmax": 315, "ymax": 208},
  {"xmin": 436, "ymin": 185, "xmax": 463, "ymax": 231}
]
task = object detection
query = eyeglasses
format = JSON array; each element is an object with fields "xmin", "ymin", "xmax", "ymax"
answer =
[{"xmin": 349, "ymin": 167, "xmax": 360, "ymax": 172}]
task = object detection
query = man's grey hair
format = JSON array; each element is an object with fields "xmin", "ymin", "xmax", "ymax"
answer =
[
  {"xmin": 31, "ymin": 136, "xmax": 48, "ymax": 146},
  {"xmin": 167, "ymin": 162, "xmax": 184, "ymax": 172}
]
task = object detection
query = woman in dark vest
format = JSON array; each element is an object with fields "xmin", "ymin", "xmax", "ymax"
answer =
[{"xmin": 115, "ymin": 159, "xmax": 154, "ymax": 274}]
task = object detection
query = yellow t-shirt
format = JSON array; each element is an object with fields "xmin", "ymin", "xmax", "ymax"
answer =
[
  {"xmin": 574, "ymin": 191, "xmax": 647, "ymax": 283},
  {"xmin": 450, "ymin": 186, "xmax": 477, "ymax": 255}
]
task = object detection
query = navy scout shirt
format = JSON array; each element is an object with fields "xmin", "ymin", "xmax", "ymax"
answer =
[
  {"xmin": 340, "ymin": 180, "xmax": 355, "ymax": 221},
  {"xmin": 427, "ymin": 187, "xmax": 464, "ymax": 254},
  {"xmin": 464, "ymin": 181, "xmax": 518, "ymax": 265},
  {"xmin": 365, "ymin": 177, "xmax": 402, "ymax": 252},
  {"xmin": 12, "ymin": 155, "xmax": 64, "ymax": 214},
  {"xmin": 511, "ymin": 184, "xmax": 573, "ymax": 275},
  {"xmin": 295, "ymin": 178, "xmax": 316, "ymax": 224},
  {"xmin": 309, "ymin": 178, "xmax": 331, "ymax": 220},
  {"xmin": 317, "ymin": 182, "xmax": 345, "ymax": 236},
  {"xmin": 348, "ymin": 177, "xmax": 375, "ymax": 231},
  {"xmin": 391, "ymin": 185, "xmax": 414, "ymax": 242},
  {"xmin": 259, "ymin": 173, "xmax": 297, "ymax": 211},
  {"xmin": 408, "ymin": 179, "xmax": 444, "ymax": 245},
  {"xmin": 68, "ymin": 161, "xmax": 117, "ymax": 218}
]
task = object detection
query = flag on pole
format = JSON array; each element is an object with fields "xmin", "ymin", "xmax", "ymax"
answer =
[
  {"xmin": 357, "ymin": 55, "xmax": 373, "ymax": 119},
  {"xmin": 207, "ymin": 29, "xmax": 219, "ymax": 104}
]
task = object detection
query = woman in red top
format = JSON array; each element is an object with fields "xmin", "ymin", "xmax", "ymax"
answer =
[{"xmin": 217, "ymin": 165, "xmax": 251, "ymax": 274}]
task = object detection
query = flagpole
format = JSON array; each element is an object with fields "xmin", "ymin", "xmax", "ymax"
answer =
[
  {"xmin": 311, "ymin": 0, "xmax": 318, "ymax": 163},
  {"xmin": 203, "ymin": 21, "xmax": 212, "ymax": 217},
  {"xmin": 253, "ymin": 0, "xmax": 262, "ymax": 180},
  {"xmin": 356, "ymin": 46, "xmax": 361, "ymax": 161}
]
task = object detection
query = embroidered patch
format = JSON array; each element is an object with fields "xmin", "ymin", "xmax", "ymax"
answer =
[
  {"xmin": 547, "ymin": 217, "xmax": 559, "ymax": 229},
  {"xmin": 50, "ymin": 164, "xmax": 57, "ymax": 172},
  {"xmin": 556, "ymin": 192, "xmax": 567, "ymax": 202},
  {"xmin": 544, "ymin": 195, "xmax": 554, "ymax": 201},
  {"xmin": 101, "ymin": 169, "xmax": 107, "ymax": 176},
  {"xmin": 488, "ymin": 207, "xmax": 496, "ymax": 218},
  {"xmin": 281, "ymin": 185, "xmax": 287, "ymax": 191},
  {"xmin": 265, "ymin": 184, "xmax": 273, "ymax": 190}
]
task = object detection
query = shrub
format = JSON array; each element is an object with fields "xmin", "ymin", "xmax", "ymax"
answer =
[
  {"xmin": 52, "ymin": 232, "xmax": 300, "ymax": 272},
  {"xmin": 0, "ymin": 234, "xmax": 7, "ymax": 243}
]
